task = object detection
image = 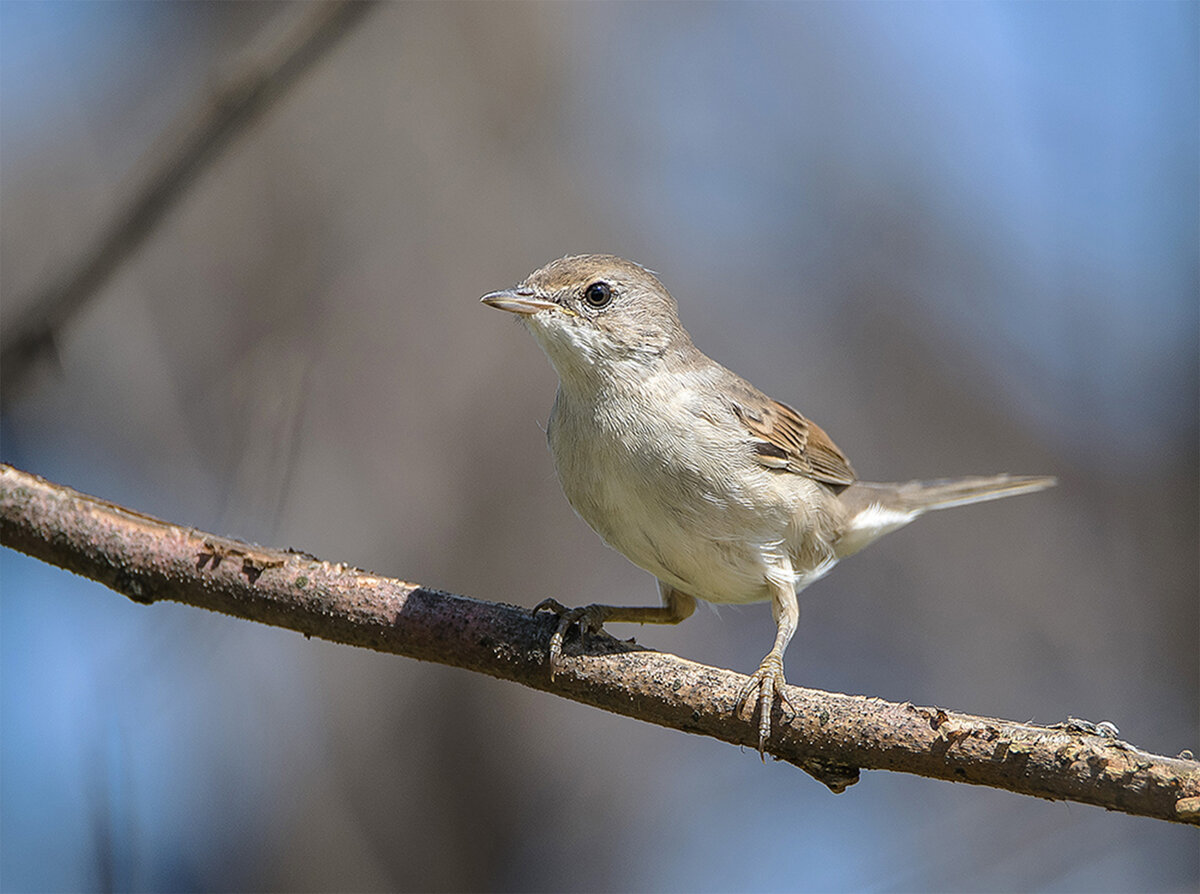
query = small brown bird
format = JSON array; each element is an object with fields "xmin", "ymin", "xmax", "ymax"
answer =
[{"xmin": 482, "ymin": 254, "xmax": 1054, "ymax": 753}]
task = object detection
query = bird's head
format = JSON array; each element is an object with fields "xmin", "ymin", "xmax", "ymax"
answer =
[{"xmin": 481, "ymin": 254, "xmax": 691, "ymax": 388}]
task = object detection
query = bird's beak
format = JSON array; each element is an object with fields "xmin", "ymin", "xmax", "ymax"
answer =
[{"xmin": 480, "ymin": 289, "xmax": 559, "ymax": 315}]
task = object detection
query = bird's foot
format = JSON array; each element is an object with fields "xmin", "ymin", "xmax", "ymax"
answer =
[
  {"xmin": 738, "ymin": 653, "xmax": 795, "ymax": 758},
  {"xmin": 532, "ymin": 598, "xmax": 609, "ymax": 677}
]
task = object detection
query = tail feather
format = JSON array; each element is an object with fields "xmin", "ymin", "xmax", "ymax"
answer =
[
  {"xmin": 854, "ymin": 474, "xmax": 1058, "ymax": 513},
  {"xmin": 834, "ymin": 474, "xmax": 1056, "ymax": 558}
]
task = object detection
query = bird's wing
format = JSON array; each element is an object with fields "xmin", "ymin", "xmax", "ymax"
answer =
[{"xmin": 731, "ymin": 397, "xmax": 857, "ymax": 488}]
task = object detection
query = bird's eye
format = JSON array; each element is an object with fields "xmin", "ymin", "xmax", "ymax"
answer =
[{"xmin": 583, "ymin": 281, "xmax": 613, "ymax": 309}]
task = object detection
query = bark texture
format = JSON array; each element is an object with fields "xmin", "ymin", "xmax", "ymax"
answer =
[{"xmin": 2, "ymin": 463, "xmax": 1196, "ymax": 824}]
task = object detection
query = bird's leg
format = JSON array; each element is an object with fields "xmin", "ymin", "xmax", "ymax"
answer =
[
  {"xmin": 534, "ymin": 583, "xmax": 696, "ymax": 676},
  {"xmin": 738, "ymin": 581, "xmax": 799, "ymax": 757}
]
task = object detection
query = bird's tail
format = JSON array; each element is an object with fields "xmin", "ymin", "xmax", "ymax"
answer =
[{"xmin": 834, "ymin": 474, "xmax": 1056, "ymax": 558}]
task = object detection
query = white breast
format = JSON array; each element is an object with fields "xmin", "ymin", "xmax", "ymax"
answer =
[{"xmin": 546, "ymin": 380, "xmax": 815, "ymax": 605}]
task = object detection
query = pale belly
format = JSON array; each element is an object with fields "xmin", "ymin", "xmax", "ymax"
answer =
[
  {"xmin": 548, "ymin": 400, "xmax": 822, "ymax": 605},
  {"xmin": 579, "ymin": 472, "xmax": 781, "ymax": 605}
]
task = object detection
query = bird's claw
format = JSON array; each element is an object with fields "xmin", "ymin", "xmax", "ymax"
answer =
[
  {"xmin": 532, "ymin": 599, "xmax": 608, "ymax": 677},
  {"xmin": 738, "ymin": 654, "xmax": 795, "ymax": 758}
]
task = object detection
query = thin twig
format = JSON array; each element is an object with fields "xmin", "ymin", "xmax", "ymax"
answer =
[
  {"xmin": 0, "ymin": 0, "xmax": 376, "ymax": 393},
  {"xmin": 1, "ymin": 463, "xmax": 1197, "ymax": 824}
]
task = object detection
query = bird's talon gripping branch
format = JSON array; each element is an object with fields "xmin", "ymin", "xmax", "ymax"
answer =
[
  {"xmin": 532, "ymin": 598, "xmax": 609, "ymax": 677},
  {"xmin": 739, "ymin": 654, "xmax": 791, "ymax": 756},
  {"xmin": 532, "ymin": 597, "xmax": 569, "ymax": 617}
]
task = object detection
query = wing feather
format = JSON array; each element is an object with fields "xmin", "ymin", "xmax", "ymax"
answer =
[{"xmin": 732, "ymin": 398, "xmax": 856, "ymax": 489}]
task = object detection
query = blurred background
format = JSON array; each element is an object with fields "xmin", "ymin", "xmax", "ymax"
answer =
[{"xmin": 2, "ymin": 2, "xmax": 1196, "ymax": 890}]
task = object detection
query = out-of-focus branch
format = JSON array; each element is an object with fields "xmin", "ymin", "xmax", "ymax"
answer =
[
  {"xmin": 2, "ymin": 462, "xmax": 1197, "ymax": 825},
  {"xmin": 0, "ymin": 0, "xmax": 375, "ymax": 394}
]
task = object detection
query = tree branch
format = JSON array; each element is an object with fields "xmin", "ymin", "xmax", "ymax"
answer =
[
  {"xmin": 2, "ymin": 462, "xmax": 1196, "ymax": 825},
  {"xmin": 0, "ymin": 0, "xmax": 376, "ymax": 394}
]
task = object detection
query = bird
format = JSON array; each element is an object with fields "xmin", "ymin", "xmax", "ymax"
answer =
[{"xmin": 481, "ymin": 254, "xmax": 1055, "ymax": 753}]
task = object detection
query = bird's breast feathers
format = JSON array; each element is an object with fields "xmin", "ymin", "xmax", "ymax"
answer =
[{"xmin": 547, "ymin": 382, "xmax": 834, "ymax": 604}]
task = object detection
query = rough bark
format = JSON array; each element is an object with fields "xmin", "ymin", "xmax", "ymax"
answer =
[{"xmin": 2, "ymin": 463, "xmax": 1196, "ymax": 824}]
